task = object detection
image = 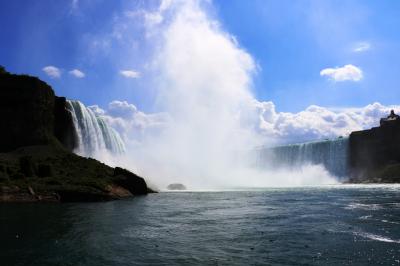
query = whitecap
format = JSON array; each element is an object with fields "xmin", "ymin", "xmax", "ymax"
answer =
[
  {"xmin": 345, "ymin": 203, "xmax": 382, "ymax": 210},
  {"xmin": 359, "ymin": 215, "xmax": 372, "ymax": 220},
  {"xmin": 354, "ymin": 231, "xmax": 400, "ymax": 243}
]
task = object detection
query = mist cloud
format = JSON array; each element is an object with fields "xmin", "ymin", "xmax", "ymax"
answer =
[{"xmin": 90, "ymin": 0, "xmax": 388, "ymax": 188}]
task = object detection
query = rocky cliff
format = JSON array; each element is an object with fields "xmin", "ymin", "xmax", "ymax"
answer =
[
  {"xmin": 0, "ymin": 73, "xmax": 77, "ymax": 152},
  {"xmin": 349, "ymin": 119, "xmax": 400, "ymax": 183},
  {"xmin": 0, "ymin": 68, "xmax": 152, "ymax": 202}
]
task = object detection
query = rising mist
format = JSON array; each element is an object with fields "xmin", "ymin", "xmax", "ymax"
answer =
[{"xmin": 91, "ymin": 0, "xmax": 337, "ymax": 190}]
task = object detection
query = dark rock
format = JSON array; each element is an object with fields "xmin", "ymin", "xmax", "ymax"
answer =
[
  {"xmin": 0, "ymin": 68, "xmax": 152, "ymax": 202},
  {"xmin": 167, "ymin": 183, "xmax": 186, "ymax": 190},
  {"xmin": 37, "ymin": 164, "xmax": 53, "ymax": 177},
  {"xmin": 113, "ymin": 167, "xmax": 148, "ymax": 195},
  {"xmin": 56, "ymin": 189, "xmax": 111, "ymax": 202},
  {"xmin": 11, "ymin": 172, "xmax": 24, "ymax": 180},
  {"xmin": 0, "ymin": 72, "xmax": 77, "ymax": 152},
  {"xmin": 0, "ymin": 171, "xmax": 8, "ymax": 182},
  {"xmin": 349, "ymin": 118, "xmax": 400, "ymax": 182},
  {"xmin": 54, "ymin": 96, "xmax": 77, "ymax": 151},
  {"xmin": 0, "ymin": 74, "xmax": 55, "ymax": 152},
  {"xmin": 19, "ymin": 156, "xmax": 36, "ymax": 177}
]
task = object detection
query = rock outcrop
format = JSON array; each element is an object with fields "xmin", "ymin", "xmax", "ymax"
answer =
[
  {"xmin": 0, "ymin": 72, "xmax": 77, "ymax": 152},
  {"xmin": 167, "ymin": 183, "xmax": 187, "ymax": 190},
  {"xmin": 349, "ymin": 118, "xmax": 400, "ymax": 182},
  {"xmin": 0, "ymin": 68, "xmax": 152, "ymax": 202}
]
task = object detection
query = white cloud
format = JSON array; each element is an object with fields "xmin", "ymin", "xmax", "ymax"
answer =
[
  {"xmin": 108, "ymin": 101, "xmax": 137, "ymax": 118},
  {"xmin": 252, "ymin": 100, "xmax": 400, "ymax": 144},
  {"xmin": 88, "ymin": 101, "xmax": 170, "ymax": 144},
  {"xmin": 353, "ymin": 42, "xmax": 371, "ymax": 52},
  {"xmin": 125, "ymin": 0, "xmax": 172, "ymax": 27},
  {"xmin": 120, "ymin": 70, "xmax": 141, "ymax": 78},
  {"xmin": 42, "ymin": 66, "xmax": 61, "ymax": 78},
  {"xmin": 92, "ymin": 98, "xmax": 400, "ymax": 149},
  {"xmin": 69, "ymin": 69, "xmax": 85, "ymax": 78},
  {"xmin": 320, "ymin": 64, "xmax": 363, "ymax": 82}
]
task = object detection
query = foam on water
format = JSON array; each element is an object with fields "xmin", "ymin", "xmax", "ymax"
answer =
[{"xmin": 354, "ymin": 232, "xmax": 400, "ymax": 244}]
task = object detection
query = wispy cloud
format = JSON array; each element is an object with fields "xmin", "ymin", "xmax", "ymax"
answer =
[
  {"xmin": 69, "ymin": 69, "xmax": 85, "ymax": 78},
  {"xmin": 353, "ymin": 42, "xmax": 371, "ymax": 52},
  {"xmin": 42, "ymin": 66, "xmax": 61, "ymax": 78},
  {"xmin": 320, "ymin": 64, "xmax": 363, "ymax": 82},
  {"xmin": 71, "ymin": 0, "xmax": 79, "ymax": 10},
  {"xmin": 120, "ymin": 70, "xmax": 141, "ymax": 78}
]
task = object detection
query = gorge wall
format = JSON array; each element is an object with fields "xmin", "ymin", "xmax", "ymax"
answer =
[
  {"xmin": 349, "ymin": 119, "xmax": 400, "ymax": 182},
  {"xmin": 0, "ymin": 69, "xmax": 151, "ymax": 202},
  {"xmin": 0, "ymin": 73, "xmax": 77, "ymax": 152}
]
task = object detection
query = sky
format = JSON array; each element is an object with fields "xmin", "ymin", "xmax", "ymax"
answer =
[{"xmin": 1, "ymin": 0, "xmax": 400, "ymax": 144}]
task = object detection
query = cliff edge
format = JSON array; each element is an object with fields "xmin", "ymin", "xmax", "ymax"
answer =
[
  {"xmin": 0, "ymin": 67, "xmax": 152, "ymax": 202},
  {"xmin": 349, "ymin": 113, "xmax": 400, "ymax": 183}
]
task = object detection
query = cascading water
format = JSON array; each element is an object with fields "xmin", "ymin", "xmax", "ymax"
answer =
[
  {"xmin": 256, "ymin": 138, "xmax": 349, "ymax": 179},
  {"xmin": 66, "ymin": 100, "xmax": 125, "ymax": 157}
]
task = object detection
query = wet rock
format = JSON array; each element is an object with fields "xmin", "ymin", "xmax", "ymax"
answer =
[{"xmin": 167, "ymin": 183, "xmax": 186, "ymax": 190}]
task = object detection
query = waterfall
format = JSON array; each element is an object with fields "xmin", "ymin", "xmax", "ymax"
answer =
[
  {"xmin": 256, "ymin": 138, "xmax": 349, "ymax": 179},
  {"xmin": 66, "ymin": 100, "xmax": 125, "ymax": 156}
]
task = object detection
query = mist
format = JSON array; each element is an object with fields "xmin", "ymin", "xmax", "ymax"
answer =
[{"xmin": 93, "ymin": 0, "xmax": 337, "ymax": 190}]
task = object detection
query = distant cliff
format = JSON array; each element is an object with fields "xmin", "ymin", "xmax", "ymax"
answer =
[
  {"xmin": 349, "ymin": 119, "xmax": 400, "ymax": 183},
  {"xmin": 0, "ymin": 68, "xmax": 152, "ymax": 202}
]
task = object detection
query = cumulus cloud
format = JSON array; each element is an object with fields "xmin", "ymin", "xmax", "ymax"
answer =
[
  {"xmin": 120, "ymin": 70, "xmax": 141, "ymax": 78},
  {"xmin": 320, "ymin": 64, "xmax": 363, "ymax": 82},
  {"xmin": 42, "ymin": 66, "xmax": 61, "ymax": 78},
  {"xmin": 69, "ymin": 69, "xmax": 85, "ymax": 78},
  {"xmin": 98, "ymin": 98, "xmax": 399, "ymax": 147},
  {"xmin": 252, "ymin": 101, "xmax": 400, "ymax": 144},
  {"xmin": 353, "ymin": 42, "xmax": 371, "ymax": 52}
]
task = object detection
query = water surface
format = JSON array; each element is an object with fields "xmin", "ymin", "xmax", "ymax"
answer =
[{"xmin": 1, "ymin": 185, "xmax": 400, "ymax": 265}]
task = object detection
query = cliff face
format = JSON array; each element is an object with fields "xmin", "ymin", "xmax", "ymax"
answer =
[
  {"xmin": 349, "ymin": 120, "xmax": 400, "ymax": 182},
  {"xmin": 54, "ymin": 96, "xmax": 77, "ymax": 151},
  {"xmin": 0, "ymin": 70, "xmax": 152, "ymax": 202},
  {"xmin": 0, "ymin": 73, "xmax": 77, "ymax": 152}
]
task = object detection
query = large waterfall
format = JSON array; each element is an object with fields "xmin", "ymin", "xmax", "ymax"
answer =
[
  {"xmin": 255, "ymin": 138, "xmax": 349, "ymax": 179},
  {"xmin": 66, "ymin": 100, "xmax": 125, "ymax": 156}
]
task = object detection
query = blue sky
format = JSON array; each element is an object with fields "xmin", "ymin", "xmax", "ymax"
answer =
[{"xmin": 1, "ymin": 0, "xmax": 400, "ymax": 113}]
